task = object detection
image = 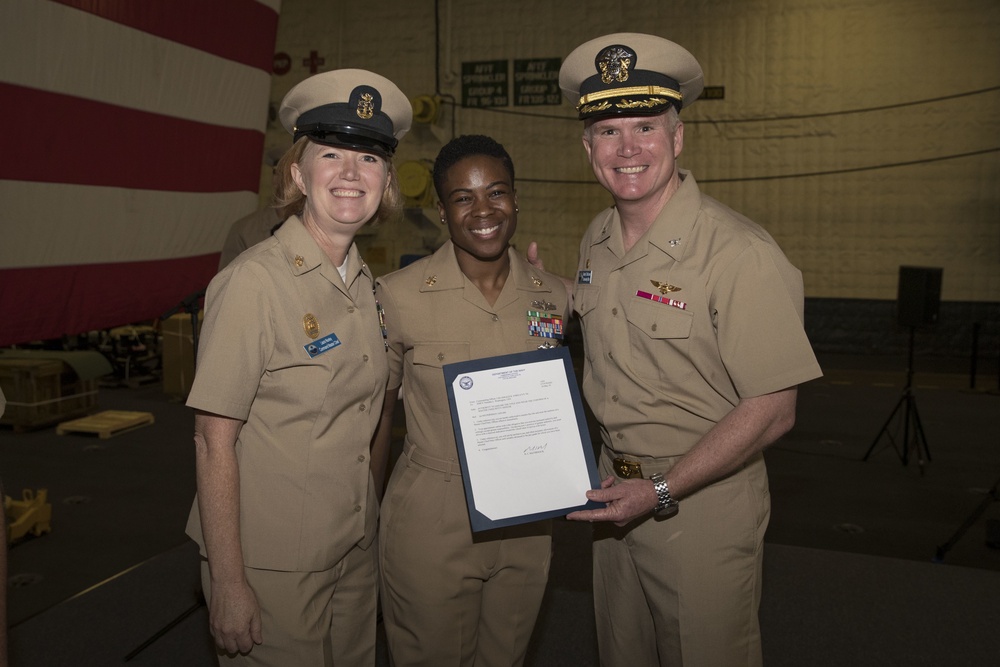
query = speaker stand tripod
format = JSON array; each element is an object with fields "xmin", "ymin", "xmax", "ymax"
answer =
[
  {"xmin": 862, "ymin": 326, "xmax": 933, "ymax": 473},
  {"xmin": 933, "ymin": 473, "xmax": 1000, "ymax": 563}
]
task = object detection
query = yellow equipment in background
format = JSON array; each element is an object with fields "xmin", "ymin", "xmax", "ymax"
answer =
[
  {"xmin": 397, "ymin": 159, "xmax": 436, "ymax": 209},
  {"xmin": 410, "ymin": 94, "xmax": 440, "ymax": 125},
  {"xmin": 5, "ymin": 488, "xmax": 53, "ymax": 544}
]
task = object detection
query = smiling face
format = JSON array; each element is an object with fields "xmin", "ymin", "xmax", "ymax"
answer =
[
  {"xmin": 291, "ymin": 140, "xmax": 390, "ymax": 232},
  {"xmin": 438, "ymin": 154, "xmax": 517, "ymax": 264},
  {"xmin": 582, "ymin": 110, "xmax": 684, "ymax": 211}
]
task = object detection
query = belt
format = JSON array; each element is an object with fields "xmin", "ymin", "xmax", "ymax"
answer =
[
  {"xmin": 404, "ymin": 441, "xmax": 462, "ymax": 475},
  {"xmin": 613, "ymin": 457, "xmax": 645, "ymax": 479},
  {"xmin": 611, "ymin": 452, "xmax": 753, "ymax": 480},
  {"xmin": 610, "ymin": 454, "xmax": 678, "ymax": 479}
]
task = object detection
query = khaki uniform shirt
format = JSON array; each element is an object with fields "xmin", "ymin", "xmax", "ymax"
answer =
[
  {"xmin": 575, "ymin": 171, "xmax": 822, "ymax": 457},
  {"xmin": 186, "ymin": 215, "xmax": 387, "ymax": 572},
  {"xmin": 376, "ymin": 241, "xmax": 568, "ymax": 462}
]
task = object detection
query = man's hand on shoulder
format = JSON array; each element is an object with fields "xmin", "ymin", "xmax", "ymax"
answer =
[
  {"xmin": 526, "ymin": 241, "xmax": 575, "ymax": 308},
  {"xmin": 526, "ymin": 241, "xmax": 545, "ymax": 272}
]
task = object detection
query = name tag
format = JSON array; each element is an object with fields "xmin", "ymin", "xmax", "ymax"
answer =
[
  {"xmin": 304, "ymin": 333, "xmax": 341, "ymax": 358},
  {"xmin": 577, "ymin": 270, "xmax": 592, "ymax": 284}
]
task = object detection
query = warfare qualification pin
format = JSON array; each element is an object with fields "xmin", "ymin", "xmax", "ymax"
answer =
[{"xmin": 651, "ymin": 280, "xmax": 681, "ymax": 294}]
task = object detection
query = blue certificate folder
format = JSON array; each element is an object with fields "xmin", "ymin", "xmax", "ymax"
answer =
[{"xmin": 443, "ymin": 346, "xmax": 604, "ymax": 532}]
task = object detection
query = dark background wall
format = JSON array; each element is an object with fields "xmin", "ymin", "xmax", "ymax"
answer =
[{"xmin": 805, "ymin": 298, "xmax": 999, "ymax": 372}]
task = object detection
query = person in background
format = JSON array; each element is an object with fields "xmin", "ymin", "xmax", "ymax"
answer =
[
  {"xmin": 185, "ymin": 69, "xmax": 411, "ymax": 666},
  {"xmin": 372, "ymin": 135, "xmax": 568, "ymax": 666},
  {"xmin": 217, "ymin": 146, "xmax": 289, "ymax": 271},
  {"xmin": 540, "ymin": 33, "xmax": 823, "ymax": 666}
]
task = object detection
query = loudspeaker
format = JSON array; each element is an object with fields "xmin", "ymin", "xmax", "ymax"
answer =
[{"xmin": 897, "ymin": 266, "xmax": 942, "ymax": 326}]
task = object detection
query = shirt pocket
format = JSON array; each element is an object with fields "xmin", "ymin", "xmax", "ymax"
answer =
[
  {"xmin": 574, "ymin": 284, "xmax": 600, "ymax": 317},
  {"xmin": 574, "ymin": 285, "xmax": 600, "ymax": 362},
  {"xmin": 623, "ymin": 297, "xmax": 694, "ymax": 385},
  {"xmin": 411, "ymin": 342, "xmax": 471, "ymax": 413}
]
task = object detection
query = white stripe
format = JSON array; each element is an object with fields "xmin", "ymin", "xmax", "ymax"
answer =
[
  {"xmin": 1, "ymin": 180, "xmax": 258, "ymax": 267},
  {"xmin": 0, "ymin": 0, "xmax": 270, "ymax": 130}
]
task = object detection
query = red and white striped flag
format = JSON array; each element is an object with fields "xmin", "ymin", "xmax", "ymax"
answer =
[{"xmin": 0, "ymin": 0, "xmax": 281, "ymax": 346}]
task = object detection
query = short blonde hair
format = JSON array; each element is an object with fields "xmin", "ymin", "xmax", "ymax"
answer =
[{"xmin": 272, "ymin": 137, "xmax": 402, "ymax": 226}]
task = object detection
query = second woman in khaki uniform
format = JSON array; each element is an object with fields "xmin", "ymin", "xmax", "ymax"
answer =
[{"xmin": 372, "ymin": 135, "xmax": 569, "ymax": 666}]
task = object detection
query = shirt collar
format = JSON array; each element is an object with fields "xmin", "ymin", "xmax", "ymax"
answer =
[
  {"xmin": 586, "ymin": 169, "xmax": 702, "ymax": 262},
  {"xmin": 275, "ymin": 214, "xmax": 370, "ymax": 285},
  {"xmin": 646, "ymin": 169, "xmax": 701, "ymax": 261},
  {"xmin": 417, "ymin": 240, "xmax": 553, "ymax": 294}
]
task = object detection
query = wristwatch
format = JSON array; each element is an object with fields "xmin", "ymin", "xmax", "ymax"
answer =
[{"xmin": 649, "ymin": 473, "xmax": 679, "ymax": 516}]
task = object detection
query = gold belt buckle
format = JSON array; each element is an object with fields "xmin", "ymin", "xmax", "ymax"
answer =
[{"xmin": 613, "ymin": 458, "xmax": 643, "ymax": 479}]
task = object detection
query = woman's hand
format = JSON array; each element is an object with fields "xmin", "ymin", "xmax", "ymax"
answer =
[{"xmin": 208, "ymin": 578, "xmax": 263, "ymax": 654}]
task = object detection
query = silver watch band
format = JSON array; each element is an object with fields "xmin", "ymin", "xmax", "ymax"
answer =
[{"xmin": 650, "ymin": 472, "xmax": 678, "ymax": 515}]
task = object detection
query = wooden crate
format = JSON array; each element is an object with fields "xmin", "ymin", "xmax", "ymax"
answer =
[
  {"xmin": 57, "ymin": 410, "xmax": 154, "ymax": 439},
  {"xmin": 0, "ymin": 358, "xmax": 99, "ymax": 432}
]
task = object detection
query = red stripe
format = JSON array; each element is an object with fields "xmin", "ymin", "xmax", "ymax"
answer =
[
  {"xmin": 0, "ymin": 83, "xmax": 263, "ymax": 192},
  {"xmin": 51, "ymin": 0, "xmax": 279, "ymax": 73},
  {"xmin": 0, "ymin": 256, "xmax": 219, "ymax": 346}
]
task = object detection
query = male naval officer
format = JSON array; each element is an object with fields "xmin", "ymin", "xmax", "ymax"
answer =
[{"xmin": 555, "ymin": 33, "xmax": 822, "ymax": 666}]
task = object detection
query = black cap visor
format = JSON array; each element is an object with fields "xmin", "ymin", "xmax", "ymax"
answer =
[
  {"xmin": 578, "ymin": 71, "xmax": 682, "ymax": 120},
  {"xmin": 295, "ymin": 122, "xmax": 398, "ymax": 158}
]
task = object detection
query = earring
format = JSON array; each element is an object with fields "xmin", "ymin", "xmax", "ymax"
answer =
[{"xmin": 515, "ymin": 207, "xmax": 519, "ymax": 213}]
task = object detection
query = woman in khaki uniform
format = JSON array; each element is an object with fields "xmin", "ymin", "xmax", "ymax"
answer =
[
  {"xmin": 372, "ymin": 135, "xmax": 568, "ymax": 666},
  {"xmin": 185, "ymin": 69, "xmax": 410, "ymax": 666}
]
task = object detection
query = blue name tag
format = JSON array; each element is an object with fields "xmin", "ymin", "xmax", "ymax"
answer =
[
  {"xmin": 304, "ymin": 333, "xmax": 341, "ymax": 358},
  {"xmin": 578, "ymin": 270, "xmax": 592, "ymax": 284}
]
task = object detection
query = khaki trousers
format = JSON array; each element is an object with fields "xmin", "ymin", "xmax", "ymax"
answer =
[
  {"xmin": 593, "ymin": 450, "xmax": 769, "ymax": 667},
  {"xmin": 201, "ymin": 541, "xmax": 378, "ymax": 667},
  {"xmin": 379, "ymin": 442, "xmax": 552, "ymax": 667}
]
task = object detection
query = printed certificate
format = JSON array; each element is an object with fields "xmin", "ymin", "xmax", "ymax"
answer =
[{"xmin": 443, "ymin": 346, "xmax": 603, "ymax": 532}]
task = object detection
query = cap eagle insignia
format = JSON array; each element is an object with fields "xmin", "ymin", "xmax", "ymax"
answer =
[{"xmin": 598, "ymin": 46, "xmax": 634, "ymax": 84}]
